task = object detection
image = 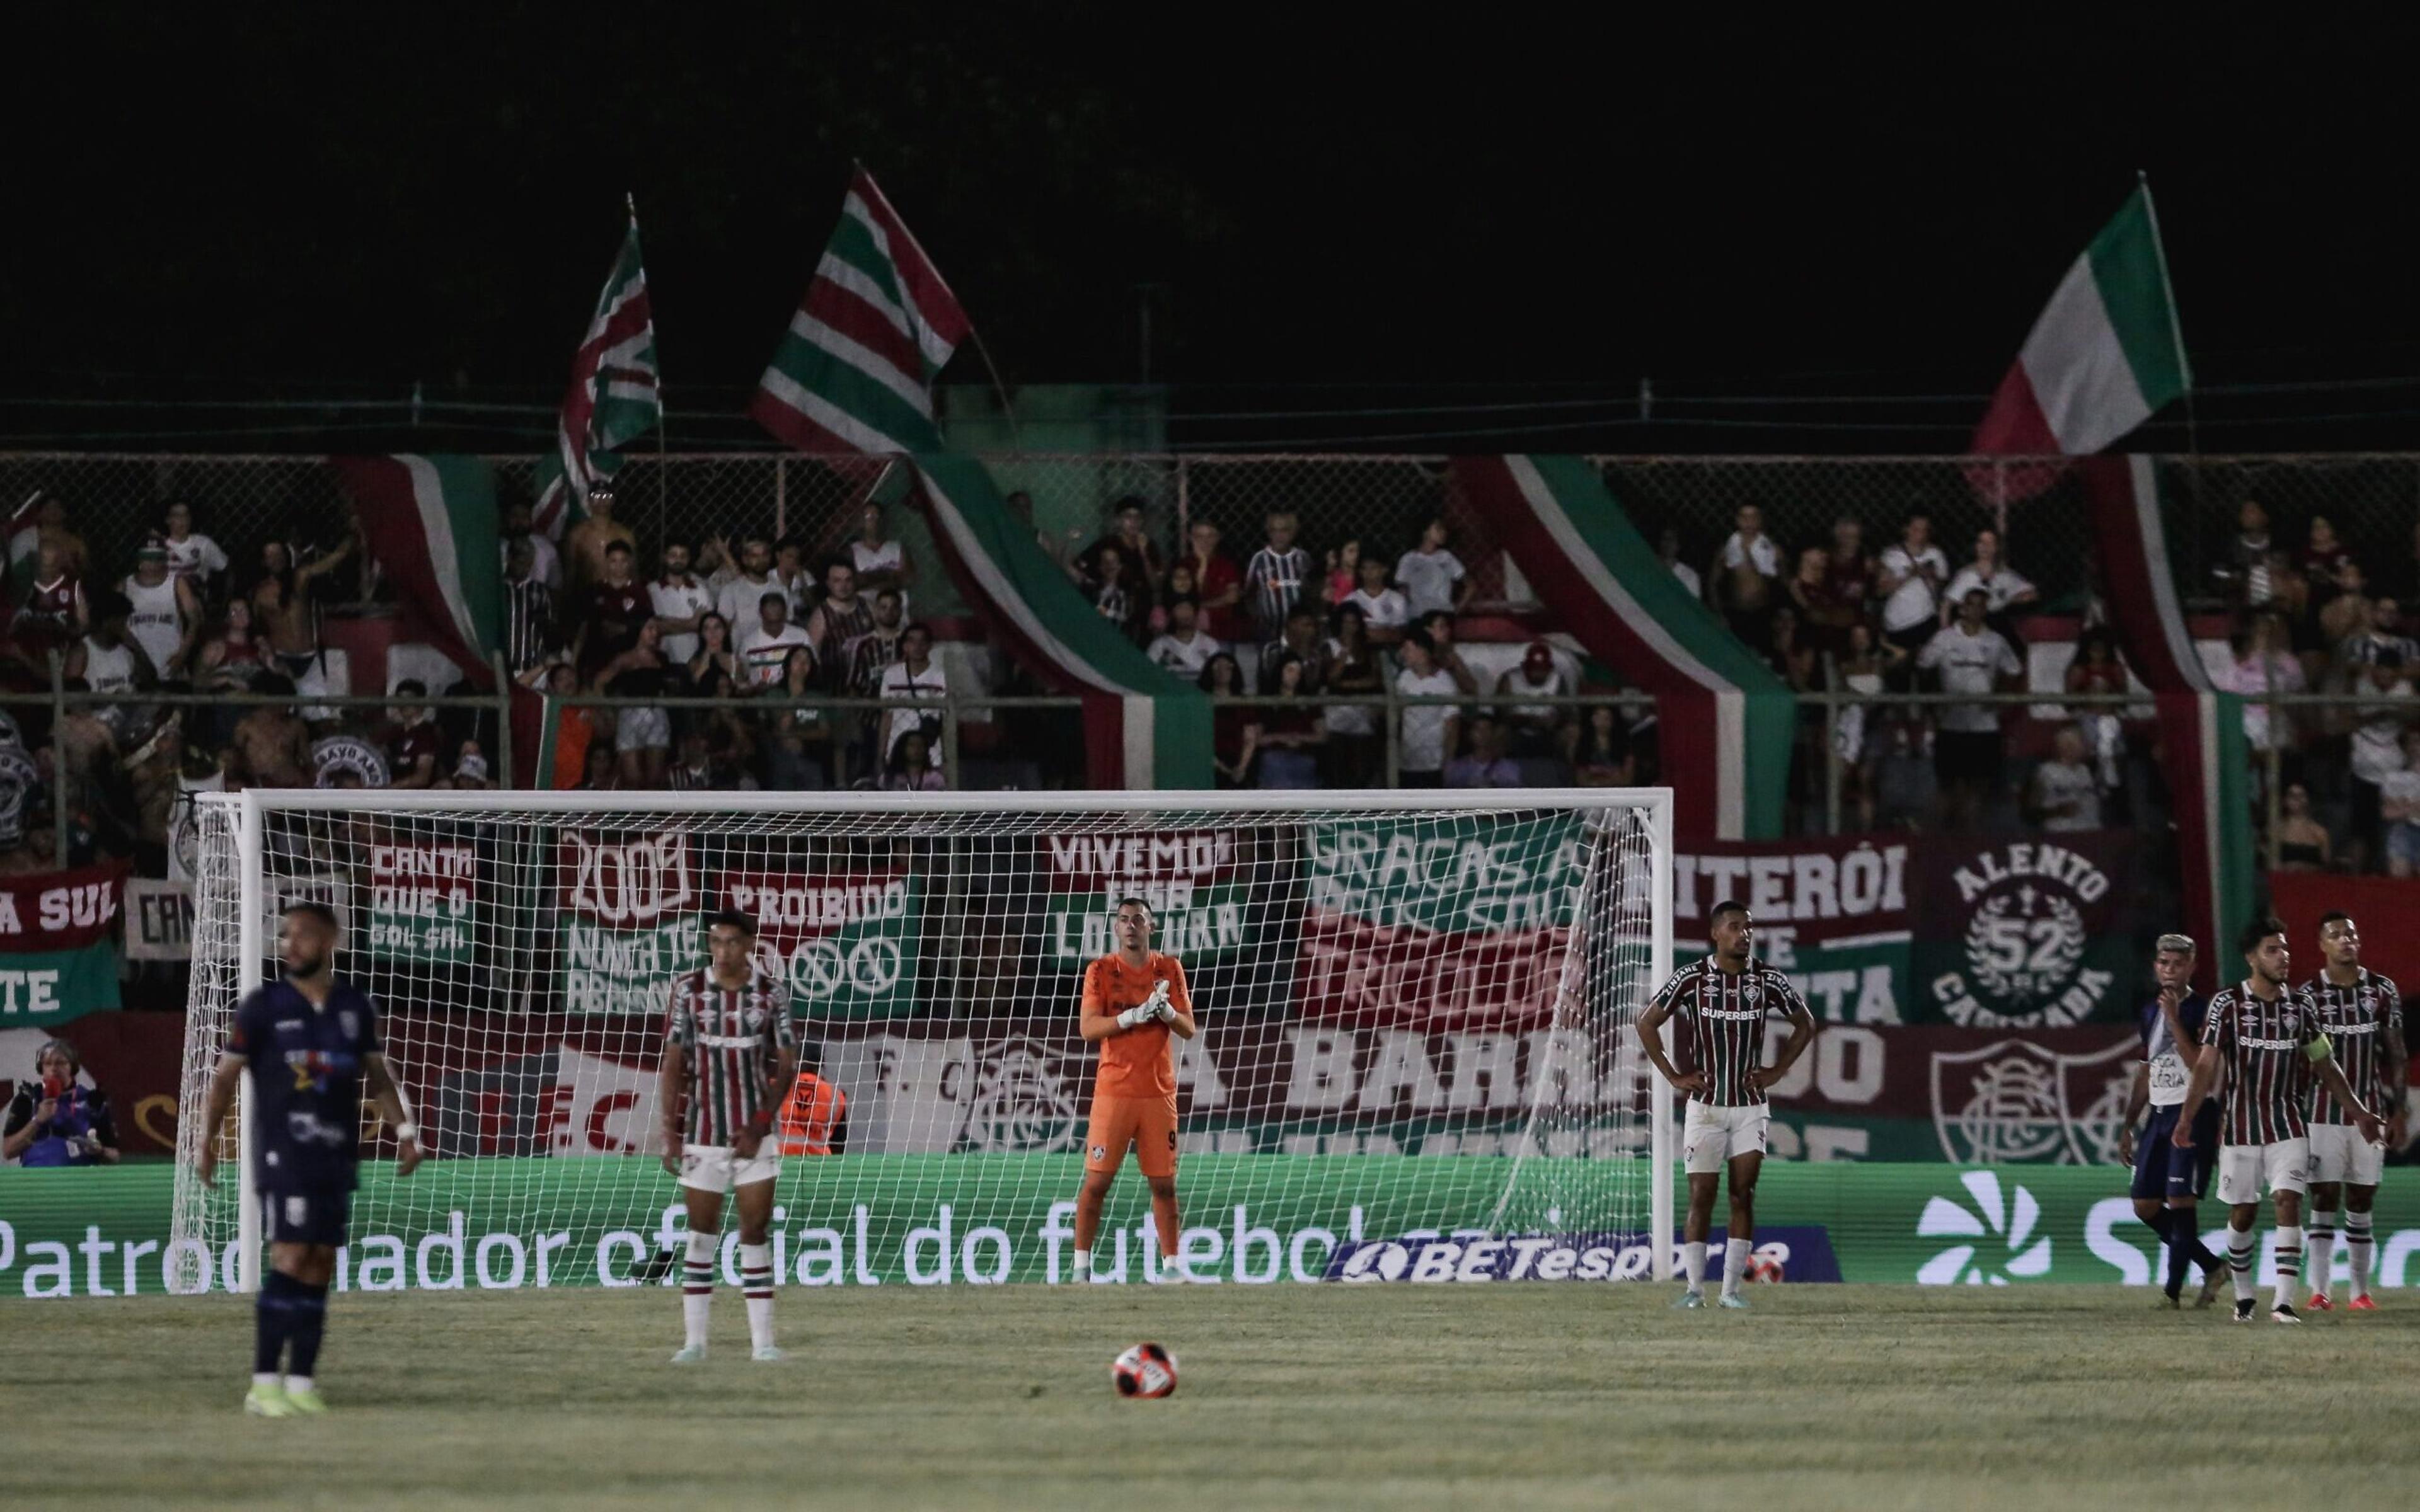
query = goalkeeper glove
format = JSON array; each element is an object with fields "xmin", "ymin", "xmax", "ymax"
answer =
[{"xmin": 1117, "ymin": 1004, "xmax": 1156, "ymax": 1030}]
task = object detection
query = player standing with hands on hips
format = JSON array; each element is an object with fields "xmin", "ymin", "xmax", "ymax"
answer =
[
  {"xmin": 2173, "ymin": 917, "xmax": 2383, "ymax": 1323},
  {"xmin": 1070, "ymin": 898, "xmax": 1200, "ymax": 1284},
  {"xmin": 660, "ymin": 909, "xmax": 797, "ymax": 1363},
  {"xmin": 2295, "ymin": 910, "xmax": 2405, "ymax": 1311},
  {"xmin": 1636, "ymin": 901, "xmax": 1816, "ymax": 1310},
  {"xmin": 195, "ymin": 902, "xmax": 424, "ymax": 1418}
]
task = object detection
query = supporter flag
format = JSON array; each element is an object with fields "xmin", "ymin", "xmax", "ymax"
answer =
[
  {"xmin": 1445, "ymin": 455, "xmax": 1792, "ymax": 839},
  {"xmin": 333, "ymin": 455, "xmax": 505, "ymax": 688},
  {"xmin": 6, "ymin": 490, "xmax": 43, "ymax": 603},
  {"xmin": 750, "ymin": 168, "xmax": 971, "ymax": 454},
  {"xmin": 1971, "ymin": 181, "xmax": 2189, "ymax": 498},
  {"xmin": 913, "ymin": 454, "xmax": 1210, "ymax": 789},
  {"xmin": 0, "ymin": 859, "xmax": 130, "ymax": 1028},
  {"xmin": 533, "ymin": 207, "xmax": 661, "ymax": 537},
  {"xmin": 2083, "ymin": 454, "xmax": 2253, "ymax": 989}
]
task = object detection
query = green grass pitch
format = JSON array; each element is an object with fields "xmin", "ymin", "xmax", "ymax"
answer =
[{"xmin": 7, "ymin": 1286, "xmax": 2413, "ymax": 1509}]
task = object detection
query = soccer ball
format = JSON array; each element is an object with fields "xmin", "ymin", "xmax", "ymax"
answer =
[
  {"xmin": 1746, "ymin": 1246, "xmax": 1787, "ymax": 1284},
  {"xmin": 1111, "ymin": 1341, "xmax": 1178, "ymax": 1398}
]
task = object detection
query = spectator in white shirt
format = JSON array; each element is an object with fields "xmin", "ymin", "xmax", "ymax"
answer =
[
  {"xmin": 1393, "ymin": 518, "xmax": 1471, "ymax": 619},
  {"xmin": 500, "ymin": 503, "xmax": 563, "ymax": 591},
  {"xmin": 161, "ymin": 501, "xmax": 229, "ymax": 592},
  {"xmin": 1393, "ymin": 631, "xmax": 1461, "ymax": 786},
  {"xmin": 878, "ymin": 622, "xmax": 948, "ymax": 769},
  {"xmin": 1144, "ymin": 597, "xmax": 1221, "ymax": 681},
  {"xmin": 1659, "ymin": 527, "xmax": 1701, "ymax": 600},
  {"xmin": 1917, "ymin": 588, "xmax": 2022, "ymax": 829},
  {"xmin": 736, "ymin": 591, "xmax": 811, "ymax": 690},
  {"xmin": 1941, "ymin": 528, "xmax": 2039, "ymax": 629},
  {"xmin": 1877, "ymin": 512, "xmax": 1951, "ymax": 656},
  {"xmin": 2221, "ymin": 618, "xmax": 2307, "ymax": 752},
  {"xmin": 1343, "ymin": 556, "xmax": 1410, "ymax": 644},
  {"xmin": 2348, "ymin": 653, "xmax": 2413, "ymax": 873},
  {"xmin": 2026, "ymin": 724, "xmax": 2103, "ymax": 832},
  {"xmin": 647, "ymin": 541, "xmax": 715, "ymax": 666},
  {"xmin": 714, "ymin": 536, "xmax": 782, "ymax": 631}
]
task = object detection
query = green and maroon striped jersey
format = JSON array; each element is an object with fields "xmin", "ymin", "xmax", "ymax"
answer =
[
  {"xmin": 2296, "ymin": 970, "xmax": 2400, "ymax": 1126},
  {"xmin": 1649, "ymin": 956, "xmax": 1809, "ymax": 1108},
  {"xmin": 2201, "ymin": 982, "xmax": 2322, "ymax": 1146},
  {"xmin": 664, "ymin": 966, "xmax": 796, "ymax": 1148}
]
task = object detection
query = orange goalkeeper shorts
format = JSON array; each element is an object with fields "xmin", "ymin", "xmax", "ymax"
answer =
[{"xmin": 1084, "ymin": 1093, "xmax": 1178, "ymax": 1179}]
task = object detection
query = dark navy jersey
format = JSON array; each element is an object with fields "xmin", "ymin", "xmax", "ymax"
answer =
[
  {"xmin": 2136, "ymin": 992, "xmax": 2208, "ymax": 1109},
  {"xmin": 225, "ymin": 978, "xmax": 382, "ymax": 1191}
]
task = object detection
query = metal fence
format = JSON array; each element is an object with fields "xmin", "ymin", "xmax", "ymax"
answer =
[{"xmin": 12, "ymin": 449, "xmax": 2419, "ymax": 628}]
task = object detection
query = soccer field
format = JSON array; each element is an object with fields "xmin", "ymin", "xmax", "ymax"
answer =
[{"xmin": 7, "ymin": 1286, "xmax": 2412, "ymax": 1510}]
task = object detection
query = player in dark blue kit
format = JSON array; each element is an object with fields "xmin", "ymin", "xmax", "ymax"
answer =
[
  {"xmin": 2114, "ymin": 933, "xmax": 2225, "ymax": 1308},
  {"xmin": 195, "ymin": 902, "xmax": 422, "ymax": 1418}
]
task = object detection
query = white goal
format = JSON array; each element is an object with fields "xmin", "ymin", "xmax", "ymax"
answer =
[{"xmin": 170, "ymin": 788, "xmax": 1674, "ymax": 1293}]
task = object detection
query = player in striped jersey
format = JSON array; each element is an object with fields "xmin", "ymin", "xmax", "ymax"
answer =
[
  {"xmin": 657, "ymin": 910, "xmax": 798, "ymax": 1363},
  {"xmin": 1636, "ymin": 900, "xmax": 1816, "ymax": 1310},
  {"xmin": 2296, "ymin": 910, "xmax": 2407, "ymax": 1312},
  {"xmin": 2174, "ymin": 918, "xmax": 2383, "ymax": 1324}
]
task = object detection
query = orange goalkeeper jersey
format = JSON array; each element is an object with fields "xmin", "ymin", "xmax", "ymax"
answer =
[{"xmin": 1084, "ymin": 951, "xmax": 1191, "ymax": 1098}]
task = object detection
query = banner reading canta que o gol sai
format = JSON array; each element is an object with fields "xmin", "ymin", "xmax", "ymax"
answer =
[
  {"xmin": 1040, "ymin": 828, "xmax": 1250, "ymax": 968},
  {"xmin": 0, "ymin": 861, "xmax": 128, "ymax": 1030},
  {"xmin": 367, "ymin": 837, "xmax": 475, "ymax": 966}
]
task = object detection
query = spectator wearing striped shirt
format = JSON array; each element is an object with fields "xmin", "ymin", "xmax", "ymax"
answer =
[
  {"xmin": 803, "ymin": 559, "xmax": 875, "ymax": 682},
  {"xmin": 502, "ymin": 536, "xmax": 556, "ymax": 674},
  {"xmin": 1243, "ymin": 511, "xmax": 1311, "ymax": 643},
  {"xmin": 844, "ymin": 587, "xmax": 908, "ymax": 697}
]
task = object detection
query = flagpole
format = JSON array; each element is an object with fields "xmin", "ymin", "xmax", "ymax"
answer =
[
  {"xmin": 964, "ymin": 324, "xmax": 1023, "ymax": 454},
  {"xmin": 2136, "ymin": 171, "xmax": 2198, "ymax": 458},
  {"xmin": 630, "ymin": 190, "xmax": 671, "ymax": 547}
]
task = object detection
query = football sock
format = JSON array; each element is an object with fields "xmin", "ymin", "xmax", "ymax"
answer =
[
  {"xmin": 740, "ymin": 1243, "xmax": 774, "ymax": 1351},
  {"xmin": 286, "ymin": 1281, "xmax": 328, "ymax": 1380},
  {"xmin": 1072, "ymin": 1249, "xmax": 1092, "ymax": 1283},
  {"xmin": 2162, "ymin": 1213, "xmax": 2199, "ymax": 1296},
  {"xmin": 2142, "ymin": 1208, "xmax": 2172, "ymax": 1241},
  {"xmin": 2306, "ymin": 1208, "xmax": 2337, "ymax": 1293},
  {"xmin": 254, "ymin": 1270, "xmax": 298, "ymax": 1377},
  {"xmin": 1150, "ymin": 1192, "xmax": 1182, "ymax": 1266},
  {"xmin": 2272, "ymin": 1227, "xmax": 2302, "ymax": 1308},
  {"xmin": 2227, "ymin": 1223, "xmax": 2257, "ymax": 1304},
  {"xmin": 2347, "ymin": 1212, "xmax": 2375, "ymax": 1296},
  {"xmin": 1683, "ymin": 1242, "xmax": 1706, "ymax": 1290},
  {"xmin": 1722, "ymin": 1239, "xmax": 1752, "ymax": 1297},
  {"xmin": 683, "ymin": 1230, "xmax": 717, "ymax": 1350}
]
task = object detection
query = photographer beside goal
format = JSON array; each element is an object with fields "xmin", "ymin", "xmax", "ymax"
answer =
[
  {"xmin": 1636, "ymin": 901, "xmax": 1816, "ymax": 1310},
  {"xmin": 1069, "ymin": 897, "xmax": 1201, "ymax": 1284}
]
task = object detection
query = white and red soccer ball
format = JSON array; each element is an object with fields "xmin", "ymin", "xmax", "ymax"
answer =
[{"xmin": 1112, "ymin": 1341, "xmax": 1178, "ymax": 1398}]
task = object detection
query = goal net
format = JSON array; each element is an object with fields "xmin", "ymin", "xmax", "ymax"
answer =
[{"xmin": 171, "ymin": 789, "xmax": 1672, "ymax": 1292}]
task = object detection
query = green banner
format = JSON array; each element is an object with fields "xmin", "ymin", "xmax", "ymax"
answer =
[
  {"xmin": 1039, "ymin": 829, "xmax": 1252, "ymax": 968},
  {"xmin": 13, "ymin": 1159, "xmax": 2416, "ymax": 1298},
  {"xmin": 1304, "ymin": 811, "xmax": 1586, "ymax": 936},
  {"xmin": 725, "ymin": 871, "xmax": 921, "ymax": 1019},
  {"xmin": 0, "ymin": 943, "xmax": 122, "ymax": 1029},
  {"xmin": 366, "ymin": 839, "xmax": 476, "ymax": 966}
]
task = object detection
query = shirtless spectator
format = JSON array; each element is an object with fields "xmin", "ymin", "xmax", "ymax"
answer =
[
  {"xmin": 228, "ymin": 674, "xmax": 315, "ymax": 788},
  {"xmin": 250, "ymin": 534, "xmax": 354, "ymax": 678},
  {"xmin": 1710, "ymin": 504, "xmax": 1781, "ymax": 644},
  {"xmin": 562, "ymin": 479, "xmax": 637, "ymax": 590}
]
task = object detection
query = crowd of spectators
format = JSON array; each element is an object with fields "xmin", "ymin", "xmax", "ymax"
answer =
[
  {"xmin": 1048, "ymin": 496, "xmax": 1639, "ymax": 791},
  {"xmin": 2214, "ymin": 500, "xmax": 2420, "ymax": 874}
]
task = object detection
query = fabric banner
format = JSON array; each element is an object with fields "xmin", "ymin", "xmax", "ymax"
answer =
[
  {"xmin": 2084, "ymin": 454, "xmax": 2254, "ymax": 988},
  {"xmin": 1040, "ymin": 829, "xmax": 1252, "ymax": 967},
  {"xmin": 17, "ymin": 1160, "xmax": 2420, "ymax": 1296},
  {"xmin": 912, "ymin": 452, "xmax": 1211, "ymax": 788},
  {"xmin": 335, "ymin": 454, "xmax": 504, "ymax": 689},
  {"xmin": 367, "ymin": 838, "xmax": 476, "ymax": 966},
  {"xmin": 1294, "ymin": 810, "xmax": 1586, "ymax": 1031},
  {"xmin": 556, "ymin": 830, "xmax": 704, "ymax": 1016},
  {"xmin": 2270, "ymin": 873, "xmax": 2420, "ymax": 1000},
  {"xmin": 122, "ymin": 878, "xmax": 194, "ymax": 964},
  {"xmin": 1908, "ymin": 832, "xmax": 2151, "ymax": 1028},
  {"xmin": 1676, "ymin": 835, "xmax": 1912, "ymax": 1024},
  {"xmin": 720, "ymin": 870, "xmax": 921, "ymax": 1019},
  {"xmin": 0, "ymin": 861, "xmax": 128, "ymax": 1029},
  {"xmin": 533, "ymin": 210, "xmax": 660, "ymax": 537},
  {"xmin": 1445, "ymin": 454, "xmax": 1792, "ymax": 839}
]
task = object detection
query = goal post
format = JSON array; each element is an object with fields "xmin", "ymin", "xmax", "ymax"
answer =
[{"xmin": 172, "ymin": 787, "xmax": 1676, "ymax": 1293}]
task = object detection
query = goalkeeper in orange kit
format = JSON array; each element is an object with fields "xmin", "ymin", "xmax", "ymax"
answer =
[{"xmin": 1068, "ymin": 896, "xmax": 1200, "ymax": 1283}]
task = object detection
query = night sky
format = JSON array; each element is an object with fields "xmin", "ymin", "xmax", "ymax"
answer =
[{"xmin": 8, "ymin": 11, "xmax": 2417, "ymax": 449}]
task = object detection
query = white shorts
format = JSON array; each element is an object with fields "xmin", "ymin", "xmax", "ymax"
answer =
[
  {"xmin": 2216, "ymin": 1139, "xmax": 2309, "ymax": 1206},
  {"xmin": 1683, "ymin": 1100, "xmax": 1770, "ymax": 1174},
  {"xmin": 617, "ymin": 706, "xmax": 671, "ymax": 751},
  {"xmin": 2306, "ymin": 1124, "xmax": 2385, "ymax": 1188},
  {"xmin": 676, "ymin": 1144, "xmax": 781, "ymax": 1195}
]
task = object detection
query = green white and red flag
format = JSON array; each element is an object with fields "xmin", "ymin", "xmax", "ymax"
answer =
[
  {"xmin": 750, "ymin": 168, "xmax": 971, "ymax": 454},
  {"xmin": 1972, "ymin": 182, "xmax": 2189, "ymax": 483},
  {"xmin": 533, "ymin": 208, "xmax": 660, "ymax": 537}
]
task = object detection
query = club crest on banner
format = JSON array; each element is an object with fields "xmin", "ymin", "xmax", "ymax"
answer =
[{"xmin": 1929, "ymin": 1036, "xmax": 2136, "ymax": 1164}]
